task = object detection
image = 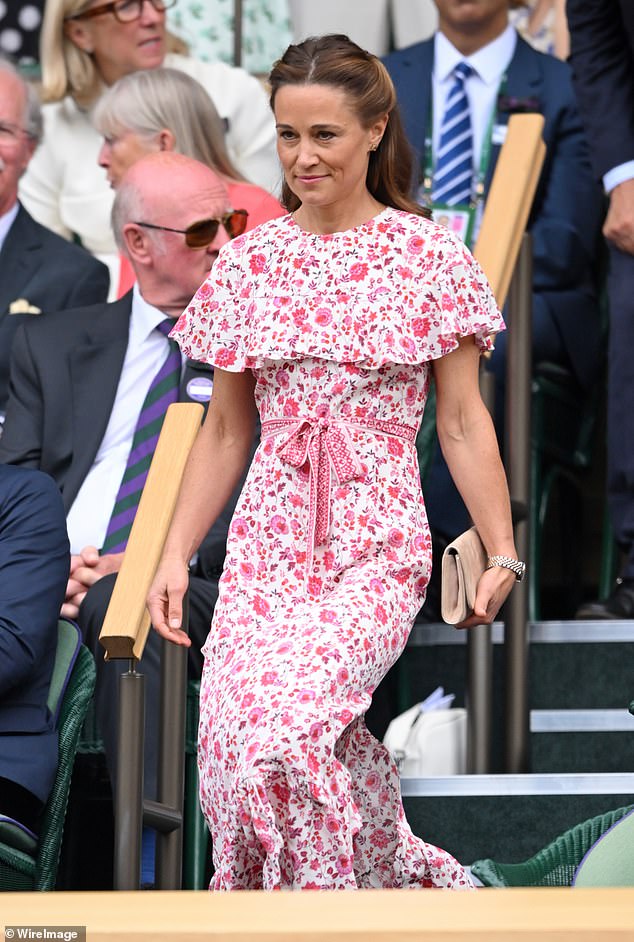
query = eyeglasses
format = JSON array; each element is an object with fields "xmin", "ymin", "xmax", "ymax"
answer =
[
  {"xmin": 133, "ymin": 210, "xmax": 249, "ymax": 247},
  {"xmin": 67, "ymin": 0, "xmax": 176, "ymax": 24},
  {"xmin": 0, "ymin": 121, "xmax": 30, "ymax": 144}
]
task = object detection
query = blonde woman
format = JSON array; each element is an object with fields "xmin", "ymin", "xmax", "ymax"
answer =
[{"xmin": 19, "ymin": 0, "xmax": 279, "ymax": 293}]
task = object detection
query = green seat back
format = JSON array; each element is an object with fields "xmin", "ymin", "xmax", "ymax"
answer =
[
  {"xmin": 573, "ymin": 808, "xmax": 634, "ymax": 887},
  {"xmin": 471, "ymin": 804, "xmax": 634, "ymax": 888},
  {"xmin": 0, "ymin": 619, "xmax": 96, "ymax": 891}
]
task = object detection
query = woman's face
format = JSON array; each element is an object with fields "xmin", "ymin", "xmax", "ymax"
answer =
[
  {"xmin": 274, "ymin": 83, "xmax": 386, "ymax": 215},
  {"xmin": 64, "ymin": 0, "xmax": 166, "ymax": 86},
  {"xmin": 98, "ymin": 128, "xmax": 159, "ymax": 187}
]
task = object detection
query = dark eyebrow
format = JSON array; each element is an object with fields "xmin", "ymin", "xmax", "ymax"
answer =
[{"xmin": 275, "ymin": 122, "xmax": 343, "ymax": 132}]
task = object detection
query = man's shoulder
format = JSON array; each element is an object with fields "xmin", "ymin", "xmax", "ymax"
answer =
[
  {"xmin": 15, "ymin": 294, "xmax": 129, "ymax": 345},
  {"xmin": 511, "ymin": 32, "xmax": 573, "ymax": 82},
  {"xmin": 383, "ymin": 36, "xmax": 434, "ymax": 71},
  {"xmin": 13, "ymin": 205, "xmax": 108, "ymax": 275}
]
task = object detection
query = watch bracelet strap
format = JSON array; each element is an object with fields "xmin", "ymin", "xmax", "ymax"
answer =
[{"xmin": 486, "ymin": 554, "xmax": 525, "ymax": 580}]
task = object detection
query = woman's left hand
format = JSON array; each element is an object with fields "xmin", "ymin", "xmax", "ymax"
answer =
[{"xmin": 454, "ymin": 566, "xmax": 518, "ymax": 629}]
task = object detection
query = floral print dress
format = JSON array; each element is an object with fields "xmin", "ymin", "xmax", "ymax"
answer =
[{"xmin": 170, "ymin": 207, "xmax": 503, "ymax": 890}]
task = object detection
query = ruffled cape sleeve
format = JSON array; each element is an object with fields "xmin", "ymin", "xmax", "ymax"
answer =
[{"xmin": 169, "ymin": 214, "xmax": 504, "ymax": 370}]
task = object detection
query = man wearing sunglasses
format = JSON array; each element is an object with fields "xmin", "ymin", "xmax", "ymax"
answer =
[{"xmin": 0, "ymin": 152, "xmax": 253, "ymax": 883}]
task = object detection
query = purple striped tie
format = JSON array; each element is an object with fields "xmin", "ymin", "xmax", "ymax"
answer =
[{"xmin": 101, "ymin": 319, "xmax": 181, "ymax": 554}]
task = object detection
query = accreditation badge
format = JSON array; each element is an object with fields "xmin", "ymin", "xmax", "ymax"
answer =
[{"xmin": 431, "ymin": 204, "xmax": 476, "ymax": 248}]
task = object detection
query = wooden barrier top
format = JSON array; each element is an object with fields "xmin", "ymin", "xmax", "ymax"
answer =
[{"xmin": 2, "ymin": 888, "xmax": 634, "ymax": 940}]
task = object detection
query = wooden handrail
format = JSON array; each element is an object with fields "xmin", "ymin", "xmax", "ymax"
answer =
[
  {"xmin": 473, "ymin": 112, "xmax": 546, "ymax": 308},
  {"xmin": 3, "ymin": 887, "xmax": 634, "ymax": 939},
  {"xmin": 99, "ymin": 402, "xmax": 203, "ymax": 661}
]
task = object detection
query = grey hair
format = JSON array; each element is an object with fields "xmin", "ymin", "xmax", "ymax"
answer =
[
  {"xmin": 0, "ymin": 56, "xmax": 43, "ymax": 143},
  {"xmin": 92, "ymin": 67, "xmax": 242, "ymax": 181}
]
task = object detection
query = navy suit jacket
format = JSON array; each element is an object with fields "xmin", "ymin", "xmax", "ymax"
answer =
[
  {"xmin": 0, "ymin": 293, "xmax": 235, "ymax": 577},
  {"xmin": 567, "ymin": 0, "xmax": 634, "ymax": 180},
  {"xmin": 384, "ymin": 33, "xmax": 605, "ymax": 389},
  {"xmin": 0, "ymin": 464, "xmax": 69, "ymax": 803},
  {"xmin": 0, "ymin": 203, "xmax": 110, "ymax": 412}
]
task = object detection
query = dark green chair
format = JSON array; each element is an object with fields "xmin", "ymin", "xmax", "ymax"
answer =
[
  {"xmin": 0, "ymin": 618, "xmax": 96, "ymax": 890},
  {"xmin": 183, "ymin": 679, "xmax": 211, "ymax": 889},
  {"xmin": 471, "ymin": 803, "xmax": 634, "ymax": 887},
  {"xmin": 528, "ymin": 360, "xmax": 605, "ymax": 620}
]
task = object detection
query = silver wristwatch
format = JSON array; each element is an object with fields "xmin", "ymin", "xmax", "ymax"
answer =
[{"xmin": 486, "ymin": 555, "xmax": 526, "ymax": 582}]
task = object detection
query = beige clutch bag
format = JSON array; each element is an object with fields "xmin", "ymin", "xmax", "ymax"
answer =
[{"xmin": 440, "ymin": 527, "xmax": 488, "ymax": 625}]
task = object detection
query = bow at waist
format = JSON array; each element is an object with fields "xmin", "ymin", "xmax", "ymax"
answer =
[{"xmin": 261, "ymin": 416, "xmax": 417, "ymax": 572}]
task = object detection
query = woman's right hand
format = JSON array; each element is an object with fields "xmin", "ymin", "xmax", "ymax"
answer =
[{"xmin": 147, "ymin": 556, "xmax": 192, "ymax": 647}]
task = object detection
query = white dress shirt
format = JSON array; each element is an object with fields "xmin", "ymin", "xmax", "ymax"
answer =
[
  {"xmin": 432, "ymin": 25, "xmax": 517, "ymax": 172},
  {"xmin": 66, "ymin": 284, "xmax": 181, "ymax": 554},
  {"xmin": 0, "ymin": 202, "xmax": 19, "ymax": 255}
]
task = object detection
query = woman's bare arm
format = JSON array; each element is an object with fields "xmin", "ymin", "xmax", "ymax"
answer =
[{"xmin": 432, "ymin": 336, "xmax": 518, "ymax": 626}]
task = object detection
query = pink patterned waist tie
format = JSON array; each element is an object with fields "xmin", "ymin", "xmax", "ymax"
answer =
[{"xmin": 261, "ymin": 415, "xmax": 418, "ymax": 573}]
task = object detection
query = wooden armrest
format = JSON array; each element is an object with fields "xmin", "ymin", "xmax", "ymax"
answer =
[
  {"xmin": 473, "ymin": 112, "xmax": 546, "ymax": 309},
  {"xmin": 99, "ymin": 402, "xmax": 203, "ymax": 661}
]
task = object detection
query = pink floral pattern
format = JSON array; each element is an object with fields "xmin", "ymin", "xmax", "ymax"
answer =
[{"xmin": 171, "ymin": 208, "xmax": 503, "ymax": 891}]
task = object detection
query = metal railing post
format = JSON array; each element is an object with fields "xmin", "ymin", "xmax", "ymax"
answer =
[
  {"xmin": 114, "ymin": 663, "xmax": 144, "ymax": 890},
  {"xmin": 233, "ymin": 0, "xmax": 243, "ymax": 67},
  {"xmin": 466, "ymin": 367, "xmax": 496, "ymax": 773},
  {"xmin": 154, "ymin": 595, "xmax": 189, "ymax": 889},
  {"xmin": 504, "ymin": 233, "xmax": 532, "ymax": 773}
]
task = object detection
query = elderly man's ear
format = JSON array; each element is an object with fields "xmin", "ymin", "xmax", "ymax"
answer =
[{"xmin": 121, "ymin": 223, "xmax": 151, "ymax": 266}]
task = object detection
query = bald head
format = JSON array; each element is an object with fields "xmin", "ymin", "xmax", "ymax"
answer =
[
  {"xmin": 112, "ymin": 152, "xmax": 235, "ymax": 315},
  {"xmin": 112, "ymin": 152, "xmax": 230, "ymax": 249}
]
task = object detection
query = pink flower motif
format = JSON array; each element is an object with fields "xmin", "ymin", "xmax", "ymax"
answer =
[
  {"xmin": 298, "ymin": 688, "xmax": 316, "ymax": 703},
  {"xmin": 370, "ymin": 578, "xmax": 385, "ymax": 595},
  {"xmin": 407, "ymin": 234, "xmax": 424, "ymax": 254},
  {"xmin": 320, "ymin": 609, "xmax": 338, "ymax": 624},
  {"xmin": 231, "ymin": 517, "xmax": 248, "ymax": 539},
  {"xmin": 252, "ymin": 595, "xmax": 270, "ymax": 616},
  {"xmin": 325, "ymin": 814, "xmax": 340, "ymax": 833},
  {"xmin": 336, "ymin": 854, "xmax": 353, "ymax": 875},
  {"xmin": 349, "ymin": 262, "xmax": 368, "ymax": 282},
  {"xmin": 194, "ymin": 279, "xmax": 212, "ymax": 299},
  {"xmin": 214, "ymin": 347, "xmax": 236, "ymax": 368},
  {"xmin": 248, "ymin": 706, "xmax": 264, "ymax": 724},
  {"xmin": 261, "ymin": 671, "xmax": 277, "ymax": 685},
  {"xmin": 315, "ymin": 308, "xmax": 332, "ymax": 326},
  {"xmin": 270, "ymin": 514, "xmax": 289, "ymax": 535},
  {"xmin": 388, "ymin": 528, "xmax": 405, "ymax": 548},
  {"xmin": 307, "ymin": 575, "xmax": 323, "ymax": 595},
  {"xmin": 365, "ymin": 771, "xmax": 380, "ymax": 791},
  {"xmin": 336, "ymin": 667, "xmax": 349, "ymax": 684},
  {"xmin": 309, "ymin": 722, "xmax": 323, "ymax": 741},
  {"xmin": 371, "ymin": 827, "xmax": 391, "ymax": 849},
  {"xmin": 387, "ymin": 437, "xmax": 404, "ymax": 458},
  {"xmin": 249, "ymin": 252, "xmax": 266, "ymax": 274},
  {"xmin": 239, "ymin": 561, "xmax": 255, "ymax": 580}
]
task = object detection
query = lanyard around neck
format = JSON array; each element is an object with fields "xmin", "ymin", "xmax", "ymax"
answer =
[{"xmin": 420, "ymin": 72, "xmax": 508, "ymax": 207}]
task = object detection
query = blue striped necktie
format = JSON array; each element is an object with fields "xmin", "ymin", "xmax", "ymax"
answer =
[
  {"xmin": 101, "ymin": 318, "xmax": 181, "ymax": 554},
  {"xmin": 432, "ymin": 61, "xmax": 474, "ymax": 206}
]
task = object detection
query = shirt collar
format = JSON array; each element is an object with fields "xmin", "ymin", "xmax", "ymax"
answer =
[
  {"xmin": 130, "ymin": 281, "xmax": 174, "ymax": 345},
  {"xmin": 0, "ymin": 202, "xmax": 20, "ymax": 254},
  {"xmin": 434, "ymin": 24, "xmax": 517, "ymax": 86}
]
